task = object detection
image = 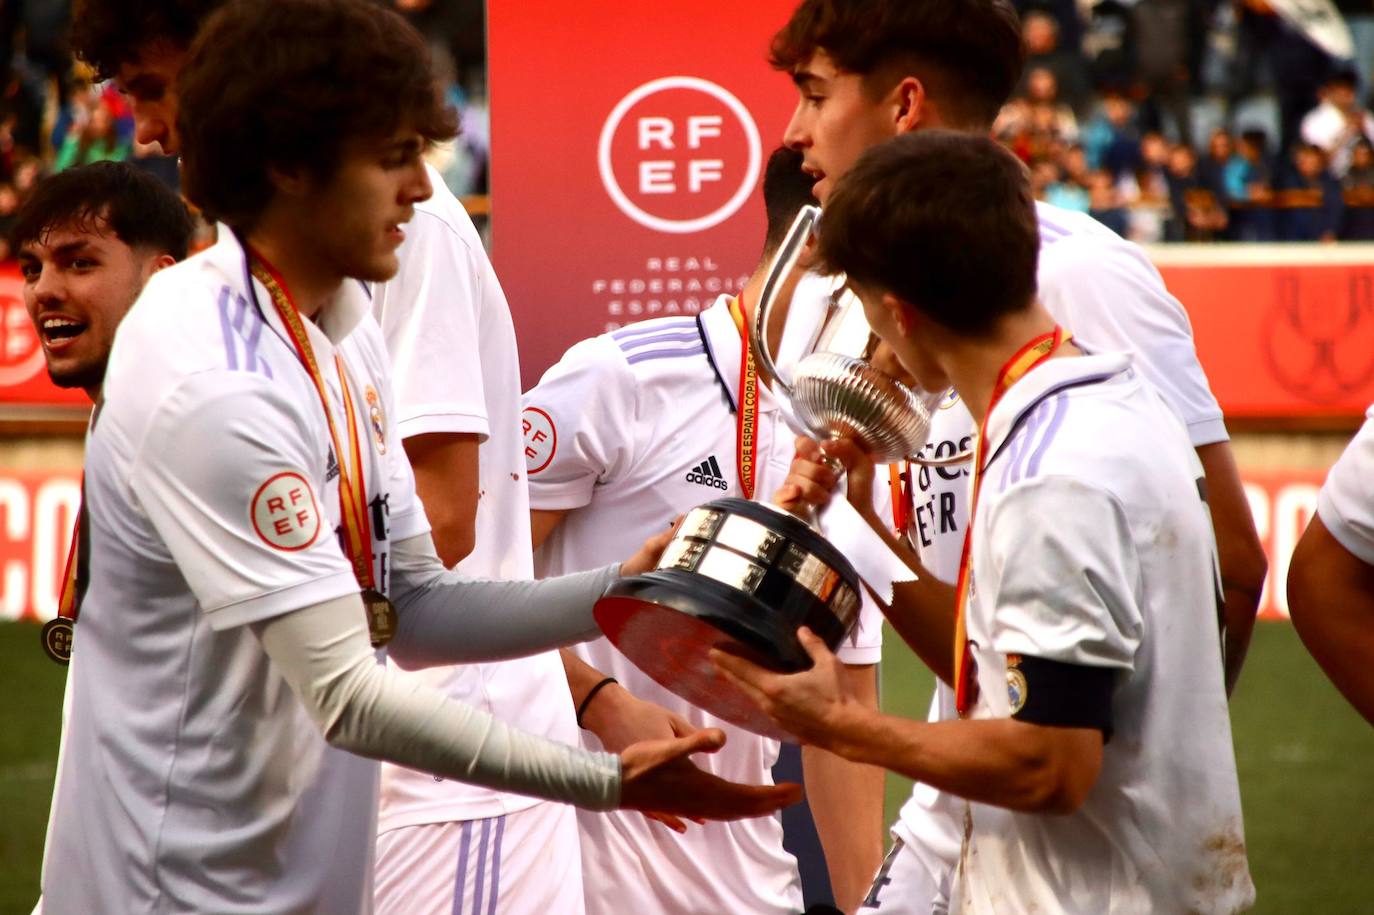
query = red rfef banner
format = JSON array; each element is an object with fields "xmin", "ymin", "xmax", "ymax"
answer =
[
  {"xmin": 0, "ymin": 261, "xmax": 88, "ymax": 408},
  {"xmin": 1244, "ymin": 470, "xmax": 1326, "ymax": 621},
  {"xmin": 1153, "ymin": 247, "xmax": 1374, "ymax": 421},
  {"xmin": 488, "ymin": 0, "xmax": 800, "ymax": 387}
]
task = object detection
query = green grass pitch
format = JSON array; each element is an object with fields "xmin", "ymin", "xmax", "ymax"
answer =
[{"xmin": 1, "ymin": 621, "xmax": 1370, "ymax": 913}]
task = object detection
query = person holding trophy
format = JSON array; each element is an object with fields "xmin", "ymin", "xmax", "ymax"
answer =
[
  {"xmin": 743, "ymin": 0, "xmax": 1267, "ymax": 910},
  {"xmin": 523, "ymin": 147, "xmax": 887, "ymax": 915},
  {"xmin": 714, "ymin": 130, "xmax": 1254, "ymax": 915}
]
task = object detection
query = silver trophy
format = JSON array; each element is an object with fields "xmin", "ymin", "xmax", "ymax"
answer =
[{"xmin": 755, "ymin": 205, "xmax": 971, "ymax": 468}]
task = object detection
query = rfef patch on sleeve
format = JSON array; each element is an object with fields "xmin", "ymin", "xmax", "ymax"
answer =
[{"xmin": 251, "ymin": 472, "xmax": 322, "ymax": 551}]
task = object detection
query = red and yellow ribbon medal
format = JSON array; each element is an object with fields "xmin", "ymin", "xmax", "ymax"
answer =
[
  {"xmin": 727, "ymin": 298, "xmax": 758, "ymax": 500},
  {"xmin": 40, "ymin": 505, "xmax": 83, "ymax": 664},
  {"xmin": 250, "ymin": 254, "xmax": 396, "ymax": 647},
  {"xmin": 953, "ymin": 326, "xmax": 1070, "ymax": 715}
]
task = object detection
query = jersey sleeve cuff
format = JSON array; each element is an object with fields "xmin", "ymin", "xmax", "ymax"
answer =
[
  {"xmin": 203, "ymin": 571, "xmax": 362, "ymax": 631},
  {"xmin": 526, "ymin": 481, "xmax": 596, "ymax": 512},
  {"xmin": 395, "ymin": 410, "xmax": 491, "ymax": 442},
  {"xmin": 389, "ymin": 506, "xmax": 432, "ymax": 545},
  {"xmin": 835, "ymin": 644, "xmax": 883, "ymax": 665},
  {"xmin": 1318, "ymin": 488, "xmax": 1374, "ymax": 566},
  {"xmin": 1186, "ymin": 415, "xmax": 1230, "ymax": 447}
]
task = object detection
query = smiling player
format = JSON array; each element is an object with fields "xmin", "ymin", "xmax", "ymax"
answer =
[{"xmin": 16, "ymin": 161, "xmax": 192, "ymax": 401}]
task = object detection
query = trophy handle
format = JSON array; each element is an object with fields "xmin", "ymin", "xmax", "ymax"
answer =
[{"xmin": 753, "ymin": 205, "xmax": 822, "ymax": 401}]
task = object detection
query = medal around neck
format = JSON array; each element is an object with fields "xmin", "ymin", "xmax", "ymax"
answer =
[
  {"xmin": 595, "ymin": 498, "xmax": 863, "ymax": 742},
  {"xmin": 754, "ymin": 206, "xmax": 969, "ymax": 468}
]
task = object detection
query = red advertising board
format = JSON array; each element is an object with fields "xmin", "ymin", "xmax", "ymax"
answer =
[
  {"xmin": 488, "ymin": 0, "xmax": 800, "ymax": 388},
  {"xmin": 0, "ymin": 470, "xmax": 80, "ymax": 622},
  {"xmin": 0, "ymin": 262, "xmax": 88, "ymax": 409},
  {"xmin": 0, "ymin": 466, "xmax": 1324, "ymax": 623},
  {"xmin": 1154, "ymin": 247, "xmax": 1374, "ymax": 422}
]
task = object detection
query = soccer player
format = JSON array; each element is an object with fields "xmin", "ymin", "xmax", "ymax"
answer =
[
  {"xmin": 38, "ymin": 2, "xmax": 797, "ymax": 912},
  {"xmin": 71, "ymin": 2, "xmax": 675, "ymax": 910},
  {"xmin": 1288, "ymin": 408, "xmax": 1374, "ymax": 726},
  {"xmin": 523, "ymin": 146, "xmax": 886, "ymax": 914},
  {"xmin": 716, "ymin": 129, "xmax": 1254, "ymax": 914},
  {"xmin": 764, "ymin": 0, "xmax": 1267, "ymax": 907},
  {"xmin": 16, "ymin": 161, "xmax": 193, "ymax": 402}
]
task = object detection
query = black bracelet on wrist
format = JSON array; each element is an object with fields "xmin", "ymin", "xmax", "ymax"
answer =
[{"xmin": 576, "ymin": 676, "xmax": 619, "ymax": 728}]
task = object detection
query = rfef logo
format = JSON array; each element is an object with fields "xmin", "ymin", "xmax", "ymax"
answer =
[
  {"xmin": 251, "ymin": 472, "xmax": 321, "ymax": 551},
  {"xmin": 598, "ymin": 76, "xmax": 762, "ymax": 235},
  {"xmin": 0, "ymin": 292, "xmax": 44, "ymax": 388}
]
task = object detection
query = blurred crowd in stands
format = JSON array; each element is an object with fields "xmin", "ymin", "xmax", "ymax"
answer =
[
  {"xmin": 1000, "ymin": 0, "xmax": 1374, "ymax": 242},
  {"xmin": 0, "ymin": 0, "xmax": 490, "ymax": 260},
  {"xmin": 0, "ymin": 0, "xmax": 1367, "ymax": 252}
]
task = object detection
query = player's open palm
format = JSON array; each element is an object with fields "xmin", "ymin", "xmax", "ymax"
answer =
[{"xmin": 618, "ymin": 729, "xmax": 803, "ymax": 820}]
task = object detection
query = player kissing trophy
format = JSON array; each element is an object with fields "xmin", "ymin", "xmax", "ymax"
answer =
[{"xmin": 595, "ymin": 207, "xmax": 961, "ymax": 739}]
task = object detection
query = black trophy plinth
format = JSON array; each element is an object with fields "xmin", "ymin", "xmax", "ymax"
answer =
[{"xmin": 594, "ymin": 498, "xmax": 862, "ymax": 741}]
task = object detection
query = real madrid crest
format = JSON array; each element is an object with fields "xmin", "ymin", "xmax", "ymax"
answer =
[
  {"xmin": 365, "ymin": 385, "xmax": 387, "ymax": 454},
  {"xmin": 1006, "ymin": 654, "xmax": 1028, "ymax": 715}
]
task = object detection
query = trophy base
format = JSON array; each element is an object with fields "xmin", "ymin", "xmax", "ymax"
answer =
[{"xmin": 596, "ymin": 572, "xmax": 826, "ymax": 743}]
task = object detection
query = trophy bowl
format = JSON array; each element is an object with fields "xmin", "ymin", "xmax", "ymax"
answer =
[
  {"xmin": 791, "ymin": 350, "xmax": 943, "ymax": 465},
  {"xmin": 594, "ymin": 498, "xmax": 862, "ymax": 741}
]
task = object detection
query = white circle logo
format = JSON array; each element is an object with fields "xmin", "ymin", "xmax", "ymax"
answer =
[
  {"xmin": 522, "ymin": 407, "xmax": 558, "ymax": 475},
  {"xmin": 0, "ymin": 294, "xmax": 45, "ymax": 388},
  {"xmin": 598, "ymin": 76, "xmax": 762, "ymax": 235}
]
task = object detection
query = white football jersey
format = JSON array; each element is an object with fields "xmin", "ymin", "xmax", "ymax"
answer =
[
  {"xmin": 1316, "ymin": 404, "xmax": 1374, "ymax": 564},
  {"xmin": 894, "ymin": 202, "xmax": 1233, "ymax": 872},
  {"xmin": 41, "ymin": 231, "xmax": 428, "ymax": 914},
  {"xmin": 525, "ymin": 294, "xmax": 885, "ymax": 915},
  {"xmin": 952, "ymin": 352, "xmax": 1251, "ymax": 913},
  {"xmin": 373, "ymin": 168, "xmax": 575, "ymax": 829}
]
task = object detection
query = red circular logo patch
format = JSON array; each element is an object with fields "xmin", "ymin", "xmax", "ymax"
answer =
[
  {"xmin": 522, "ymin": 407, "xmax": 558, "ymax": 475},
  {"xmin": 251, "ymin": 472, "xmax": 321, "ymax": 551}
]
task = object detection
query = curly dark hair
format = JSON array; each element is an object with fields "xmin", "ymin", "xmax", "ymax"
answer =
[
  {"xmin": 70, "ymin": 0, "xmax": 228, "ymax": 80},
  {"xmin": 11, "ymin": 161, "xmax": 194, "ymax": 260},
  {"xmin": 770, "ymin": 0, "xmax": 1024, "ymax": 129},
  {"xmin": 176, "ymin": 0, "xmax": 459, "ymax": 231},
  {"xmin": 818, "ymin": 131, "xmax": 1039, "ymax": 336}
]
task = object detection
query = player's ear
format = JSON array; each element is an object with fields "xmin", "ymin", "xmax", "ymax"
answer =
[
  {"xmin": 882, "ymin": 291, "xmax": 916, "ymax": 338},
  {"xmin": 892, "ymin": 76, "xmax": 926, "ymax": 135},
  {"xmin": 266, "ymin": 164, "xmax": 313, "ymax": 199}
]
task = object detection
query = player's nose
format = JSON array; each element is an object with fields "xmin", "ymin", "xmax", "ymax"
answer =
[{"xmin": 782, "ymin": 104, "xmax": 809, "ymax": 151}]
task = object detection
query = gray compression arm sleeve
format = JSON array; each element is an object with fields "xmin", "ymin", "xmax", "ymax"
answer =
[
  {"xmin": 253, "ymin": 595, "xmax": 621, "ymax": 809},
  {"xmin": 387, "ymin": 532, "xmax": 615, "ymax": 670}
]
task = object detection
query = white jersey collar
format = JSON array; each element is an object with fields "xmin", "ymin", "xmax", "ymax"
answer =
[
  {"xmin": 982, "ymin": 351, "xmax": 1132, "ymax": 461},
  {"xmin": 699, "ymin": 294, "xmax": 777, "ymax": 414},
  {"xmin": 204, "ymin": 227, "xmax": 371, "ymax": 349}
]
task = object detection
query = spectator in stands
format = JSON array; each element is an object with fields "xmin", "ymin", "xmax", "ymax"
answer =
[
  {"xmin": 1045, "ymin": 143, "xmax": 1091, "ymax": 212},
  {"xmin": 1301, "ymin": 66, "xmax": 1374, "ymax": 179},
  {"xmin": 1166, "ymin": 142, "xmax": 1226, "ymax": 241},
  {"xmin": 1198, "ymin": 128, "xmax": 1238, "ymax": 204},
  {"xmin": 1081, "ymin": 93, "xmax": 1141, "ymax": 178},
  {"xmin": 1340, "ymin": 138, "xmax": 1374, "ymax": 240},
  {"xmin": 55, "ymin": 98, "xmax": 129, "ymax": 171},
  {"xmin": 1087, "ymin": 168, "xmax": 1128, "ymax": 236},
  {"xmin": 1020, "ymin": 10, "xmax": 1093, "ymax": 116},
  {"xmin": 1121, "ymin": 132, "xmax": 1171, "ymax": 243},
  {"xmin": 1279, "ymin": 143, "xmax": 1344, "ymax": 242},
  {"xmin": 1226, "ymin": 129, "xmax": 1277, "ymax": 242}
]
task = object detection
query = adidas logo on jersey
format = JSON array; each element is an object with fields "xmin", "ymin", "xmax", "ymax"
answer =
[{"xmin": 686, "ymin": 456, "xmax": 729, "ymax": 490}]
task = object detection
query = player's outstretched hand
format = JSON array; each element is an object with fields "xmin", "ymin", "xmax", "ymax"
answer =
[
  {"xmin": 580, "ymin": 685, "xmax": 705, "ymax": 833},
  {"xmin": 619, "ymin": 516, "xmax": 683, "ymax": 577},
  {"xmin": 773, "ymin": 435, "xmax": 877, "ymax": 519},
  {"xmin": 710, "ymin": 627, "xmax": 865, "ymax": 754},
  {"xmin": 618, "ymin": 729, "xmax": 803, "ymax": 821}
]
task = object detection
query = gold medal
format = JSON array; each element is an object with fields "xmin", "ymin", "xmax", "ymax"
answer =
[
  {"xmin": 362, "ymin": 588, "xmax": 397, "ymax": 648},
  {"xmin": 41, "ymin": 617, "xmax": 75, "ymax": 665}
]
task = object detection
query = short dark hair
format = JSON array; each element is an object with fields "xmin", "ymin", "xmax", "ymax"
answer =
[
  {"xmin": 70, "ymin": 0, "xmax": 227, "ymax": 80},
  {"xmin": 770, "ymin": 0, "xmax": 1024, "ymax": 128},
  {"xmin": 761, "ymin": 147, "xmax": 817, "ymax": 256},
  {"xmin": 11, "ymin": 162, "xmax": 194, "ymax": 260},
  {"xmin": 176, "ymin": 0, "xmax": 459, "ymax": 230},
  {"xmin": 818, "ymin": 131, "xmax": 1039, "ymax": 336}
]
